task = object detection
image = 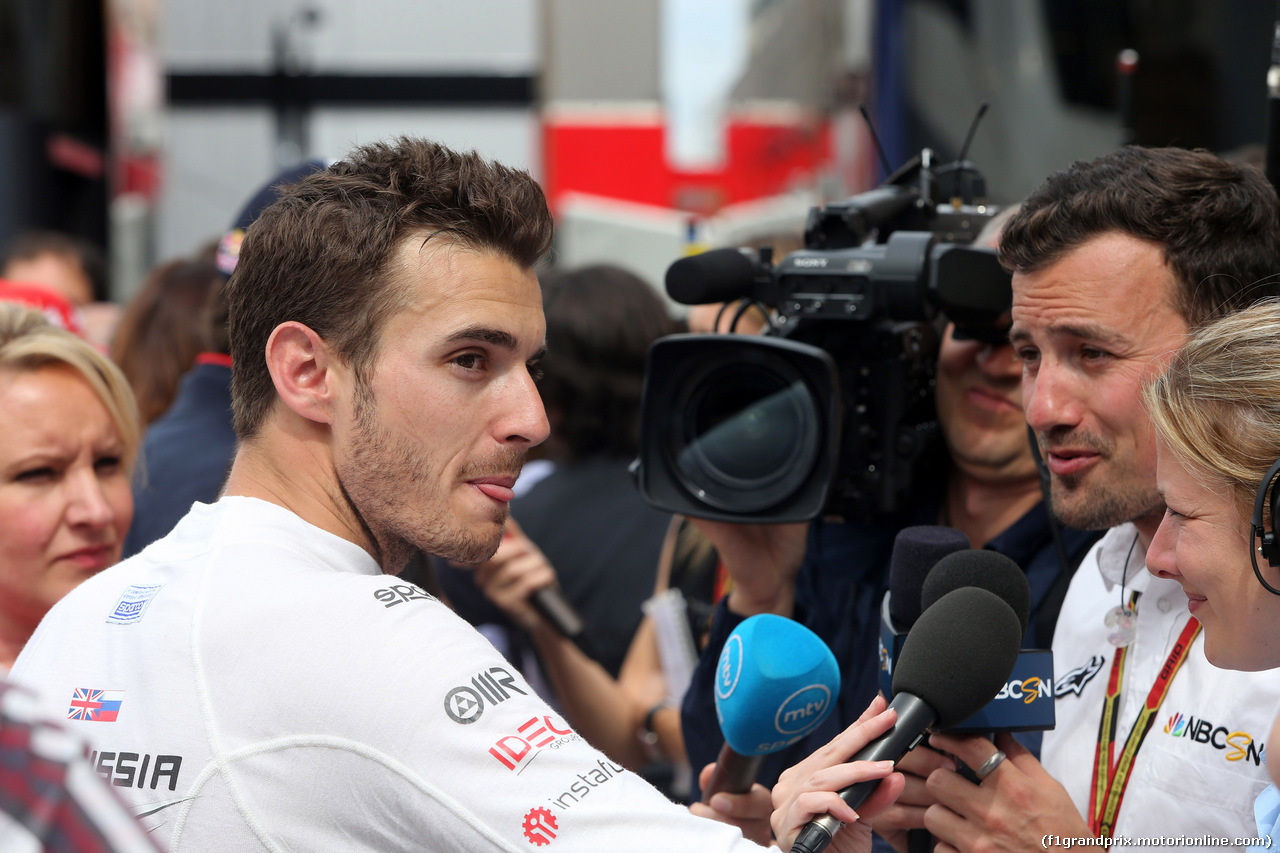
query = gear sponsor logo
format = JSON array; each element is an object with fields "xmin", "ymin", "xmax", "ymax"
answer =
[
  {"xmin": 444, "ymin": 666, "xmax": 527, "ymax": 724},
  {"xmin": 1055, "ymin": 655, "xmax": 1105, "ymax": 698},
  {"xmin": 522, "ymin": 806, "xmax": 558, "ymax": 846},
  {"xmin": 1163, "ymin": 711, "xmax": 1264, "ymax": 765},
  {"xmin": 490, "ymin": 715, "xmax": 579, "ymax": 772},
  {"xmin": 547, "ymin": 757, "xmax": 625, "ymax": 810},
  {"xmin": 89, "ymin": 750, "xmax": 183, "ymax": 790},
  {"xmin": 373, "ymin": 582, "xmax": 434, "ymax": 609}
]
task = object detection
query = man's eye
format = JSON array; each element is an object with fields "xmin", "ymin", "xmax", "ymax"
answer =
[{"xmin": 454, "ymin": 353, "xmax": 483, "ymax": 370}]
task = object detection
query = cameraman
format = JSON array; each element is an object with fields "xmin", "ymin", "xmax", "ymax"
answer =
[{"xmin": 680, "ymin": 219, "xmax": 1099, "ymax": 824}]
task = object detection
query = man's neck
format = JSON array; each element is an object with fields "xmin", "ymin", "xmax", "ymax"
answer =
[
  {"xmin": 223, "ymin": 425, "xmax": 383, "ymax": 566},
  {"xmin": 944, "ymin": 468, "xmax": 1044, "ymax": 548}
]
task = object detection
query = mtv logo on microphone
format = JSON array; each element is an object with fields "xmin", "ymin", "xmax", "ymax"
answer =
[{"xmin": 714, "ymin": 614, "xmax": 841, "ymax": 756}]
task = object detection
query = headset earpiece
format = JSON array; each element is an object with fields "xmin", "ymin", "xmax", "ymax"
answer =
[{"xmin": 1250, "ymin": 458, "xmax": 1280, "ymax": 595}]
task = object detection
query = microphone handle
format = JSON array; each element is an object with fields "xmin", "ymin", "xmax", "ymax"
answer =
[
  {"xmin": 702, "ymin": 741, "xmax": 764, "ymax": 801},
  {"xmin": 791, "ymin": 693, "xmax": 936, "ymax": 853},
  {"xmin": 531, "ymin": 587, "xmax": 597, "ymax": 659}
]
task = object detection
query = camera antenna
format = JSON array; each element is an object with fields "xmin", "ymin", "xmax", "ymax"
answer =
[
  {"xmin": 956, "ymin": 101, "xmax": 989, "ymax": 165},
  {"xmin": 859, "ymin": 104, "xmax": 895, "ymax": 179}
]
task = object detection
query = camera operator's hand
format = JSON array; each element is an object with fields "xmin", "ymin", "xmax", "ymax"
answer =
[
  {"xmin": 922, "ymin": 732, "xmax": 1088, "ymax": 853},
  {"xmin": 689, "ymin": 764, "xmax": 775, "ymax": 847},
  {"xmin": 686, "ymin": 518, "xmax": 809, "ymax": 618},
  {"xmin": 469, "ymin": 519, "xmax": 559, "ymax": 633}
]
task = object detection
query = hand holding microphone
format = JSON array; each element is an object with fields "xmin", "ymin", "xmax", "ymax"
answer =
[
  {"xmin": 471, "ymin": 520, "xmax": 596, "ymax": 658},
  {"xmin": 704, "ymin": 613, "xmax": 841, "ymax": 799},
  {"xmin": 791, "ymin": 585, "xmax": 1024, "ymax": 853}
]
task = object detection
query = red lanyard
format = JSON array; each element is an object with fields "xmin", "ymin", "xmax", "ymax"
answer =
[{"xmin": 1088, "ymin": 592, "xmax": 1201, "ymax": 838}]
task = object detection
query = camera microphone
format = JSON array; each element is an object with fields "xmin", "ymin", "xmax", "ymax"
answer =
[
  {"xmin": 704, "ymin": 614, "xmax": 840, "ymax": 799},
  {"xmin": 791, "ymin": 586, "xmax": 1023, "ymax": 853},
  {"xmin": 665, "ymin": 248, "xmax": 763, "ymax": 306}
]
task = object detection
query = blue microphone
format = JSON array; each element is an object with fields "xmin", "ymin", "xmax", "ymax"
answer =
[{"xmin": 703, "ymin": 614, "xmax": 840, "ymax": 800}]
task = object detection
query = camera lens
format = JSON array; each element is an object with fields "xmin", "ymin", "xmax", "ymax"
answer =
[{"xmin": 671, "ymin": 360, "xmax": 821, "ymax": 512}]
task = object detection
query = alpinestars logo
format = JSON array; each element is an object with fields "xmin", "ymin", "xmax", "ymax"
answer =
[
  {"xmin": 1055, "ymin": 655, "xmax": 1105, "ymax": 698},
  {"xmin": 522, "ymin": 807, "xmax": 558, "ymax": 846},
  {"xmin": 444, "ymin": 666, "xmax": 527, "ymax": 724}
]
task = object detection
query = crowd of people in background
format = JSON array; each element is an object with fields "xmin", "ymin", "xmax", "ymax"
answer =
[{"xmin": 5, "ymin": 136, "xmax": 1280, "ymax": 853}]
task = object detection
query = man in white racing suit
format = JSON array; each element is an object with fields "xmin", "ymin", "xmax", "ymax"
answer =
[{"xmin": 11, "ymin": 137, "xmax": 902, "ymax": 852}]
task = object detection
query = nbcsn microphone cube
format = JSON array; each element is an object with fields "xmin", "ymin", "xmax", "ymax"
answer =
[{"xmin": 714, "ymin": 614, "xmax": 840, "ymax": 755}]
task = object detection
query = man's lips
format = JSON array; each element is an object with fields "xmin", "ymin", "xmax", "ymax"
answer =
[
  {"xmin": 1044, "ymin": 449, "xmax": 1100, "ymax": 477},
  {"xmin": 966, "ymin": 384, "xmax": 1020, "ymax": 413},
  {"xmin": 468, "ymin": 476, "xmax": 517, "ymax": 503}
]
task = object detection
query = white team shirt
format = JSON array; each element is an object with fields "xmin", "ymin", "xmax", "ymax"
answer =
[
  {"xmin": 12, "ymin": 497, "xmax": 766, "ymax": 852},
  {"xmin": 1043, "ymin": 524, "xmax": 1280, "ymax": 848}
]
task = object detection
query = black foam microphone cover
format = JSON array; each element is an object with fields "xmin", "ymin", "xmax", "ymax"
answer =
[
  {"xmin": 665, "ymin": 248, "xmax": 758, "ymax": 306},
  {"xmin": 892, "ymin": 585, "xmax": 1024, "ymax": 728},
  {"xmin": 887, "ymin": 526, "xmax": 971, "ymax": 629},
  {"xmin": 789, "ymin": 586, "xmax": 1023, "ymax": 853},
  {"xmin": 920, "ymin": 549, "xmax": 1031, "ymax": 638}
]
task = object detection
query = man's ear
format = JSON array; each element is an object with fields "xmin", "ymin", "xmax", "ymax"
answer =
[{"xmin": 264, "ymin": 321, "xmax": 344, "ymax": 425}]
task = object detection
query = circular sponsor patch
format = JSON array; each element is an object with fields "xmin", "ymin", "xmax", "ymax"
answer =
[{"xmin": 444, "ymin": 686, "xmax": 484, "ymax": 724}]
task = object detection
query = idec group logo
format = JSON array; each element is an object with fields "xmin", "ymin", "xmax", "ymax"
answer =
[
  {"xmin": 1163, "ymin": 711, "xmax": 1264, "ymax": 765},
  {"xmin": 522, "ymin": 806, "xmax": 558, "ymax": 846},
  {"xmin": 490, "ymin": 715, "xmax": 579, "ymax": 772}
]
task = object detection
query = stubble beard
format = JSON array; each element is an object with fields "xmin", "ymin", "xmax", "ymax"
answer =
[
  {"xmin": 341, "ymin": 386, "xmax": 516, "ymax": 569},
  {"xmin": 1041, "ymin": 429, "xmax": 1164, "ymax": 531}
]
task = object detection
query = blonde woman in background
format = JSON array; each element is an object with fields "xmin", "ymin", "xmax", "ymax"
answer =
[{"xmin": 0, "ymin": 302, "xmax": 139, "ymax": 669}]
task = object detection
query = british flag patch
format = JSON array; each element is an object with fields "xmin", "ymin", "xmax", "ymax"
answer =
[{"xmin": 68, "ymin": 688, "xmax": 124, "ymax": 722}]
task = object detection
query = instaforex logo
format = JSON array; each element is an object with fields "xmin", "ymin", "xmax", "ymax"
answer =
[{"xmin": 1163, "ymin": 711, "xmax": 1264, "ymax": 765}]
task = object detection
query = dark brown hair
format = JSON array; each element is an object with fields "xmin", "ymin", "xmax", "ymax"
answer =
[
  {"xmin": 537, "ymin": 265, "xmax": 679, "ymax": 461},
  {"xmin": 227, "ymin": 137, "xmax": 554, "ymax": 439},
  {"xmin": 1000, "ymin": 146, "xmax": 1280, "ymax": 327},
  {"xmin": 111, "ymin": 254, "xmax": 224, "ymax": 425}
]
